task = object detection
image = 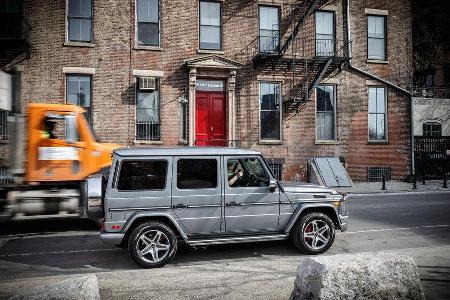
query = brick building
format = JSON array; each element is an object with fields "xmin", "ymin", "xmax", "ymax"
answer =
[{"xmin": 1, "ymin": 0, "xmax": 413, "ymax": 182}]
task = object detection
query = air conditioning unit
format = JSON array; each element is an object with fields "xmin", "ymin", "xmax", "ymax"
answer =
[{"xmin": 139, "ymin": 77, "xmax": 156, "ymax": 90}]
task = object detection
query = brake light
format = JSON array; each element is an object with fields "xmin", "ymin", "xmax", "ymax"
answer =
[{"xmin": 112, "ymin": 225, "xmax": 121, "ymax": 230}]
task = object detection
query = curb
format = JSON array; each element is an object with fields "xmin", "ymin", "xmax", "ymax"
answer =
[{"xmin": 344, "ymin": 190, "xmax": 450, "ymax": 196}]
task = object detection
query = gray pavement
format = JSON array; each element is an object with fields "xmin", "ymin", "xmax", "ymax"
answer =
[{"xmin": 0, "ymin": 192, "xmax": 449, "ymax": 299}]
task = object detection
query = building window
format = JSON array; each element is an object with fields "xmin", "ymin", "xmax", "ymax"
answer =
[
  {"xmin": 177, "ymin": 159, "xmax": 217, "ymax": 189},
  {"xmin": 368, "ymin": 87, "xmax": 387, "ymax": 141},
  {"xmin": 136, "ymin": 77, "xmax": 161, "ymax": 141},
  {"xmin": 315, "ymin": 11, "xmax": 335, "ymax": 56},
  {"xmin": 179, "ymin": 97, "xmax": 188, "ymax": 142},
  {"xmin": 66, "ymin": 75, "xmax": 92, "ymax": 124},
  {"xmin": 67, "ymin": 0, "xmax": 92, "ymax": 43},
  {"xmin": 260, "ymin": 82, "xmax": 281, "ymax": 141},
  {"xmin": 367, "ymin": 15, "xmax": 386, "ymax": 60},
  {"xmin": 199, "ymin": 1, "xmax": 221, "ymax": 50},
  {"xmin": 137, "ymin": 0, "xmax": 160, "ymax": 47},
  {"xmin": 117, "ymin": 160, "xmax": 168, "ymax": 191},
  {"xmin": 259, "ymin": 6, "xmax": 280, "ymax": 53},
  {"xmin": 423, "ymin": 123, "xmax": 442, "ymax": 137},
  {"xmin": 316, "ymin": 85, "xmax": 336, "ymax": 141}
]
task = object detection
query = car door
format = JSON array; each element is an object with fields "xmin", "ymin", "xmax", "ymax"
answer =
[
  {"xmin": 171, "ymin": 156, "xmax": 223, "ymax": 236},
  {"xmin": 223, "ymin": 155, "xmax": 279, "ymax": 234}
]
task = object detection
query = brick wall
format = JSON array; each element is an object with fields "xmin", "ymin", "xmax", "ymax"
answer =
[{"xmin": 2, "ymin": 0, "xmax": 412, "ymax": 182}]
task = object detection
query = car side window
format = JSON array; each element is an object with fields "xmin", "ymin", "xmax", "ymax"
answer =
[
  {"xmin": 177, "ymin": 159, "xmax": 217, "ymax": 189},
  {"xmin": 227, "ymin": 157, "xmax": 270, "ymax": 188},
  {"xmin": 117, "ymin": 160, "xmax": 167, "ymax": 191}
]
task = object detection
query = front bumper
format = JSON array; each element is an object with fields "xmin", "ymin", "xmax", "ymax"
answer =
[
  {"xmin": 100, "ymin": 231, "xmax": 125, "ymax": 245},
  {"xmin": 339, "ymin": 214, "xmax": 349, "ymax": 232}
]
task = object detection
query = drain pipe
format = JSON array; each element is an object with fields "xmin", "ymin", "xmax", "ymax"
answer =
[{"xmin": 344, "ymin": 0, "xmax": 415, "ymax": 176}]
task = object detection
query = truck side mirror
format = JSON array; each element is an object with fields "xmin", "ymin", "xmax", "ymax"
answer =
[{"xmin": 269, "ymin": 179, "xmax": 277, "ymax": 192}]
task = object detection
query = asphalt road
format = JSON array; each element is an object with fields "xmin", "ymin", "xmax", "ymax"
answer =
[{"xmin": 0, "ymin": 192, "xmax": 450, "ymax": 299}]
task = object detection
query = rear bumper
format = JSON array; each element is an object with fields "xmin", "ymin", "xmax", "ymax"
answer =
[
  {"xmin": 339, "ymin": 214, "xmax": 349, "ymax": 232},
  {"xmin": 100, "ymin": 231, "xmax": 124, "ymax": 245}
]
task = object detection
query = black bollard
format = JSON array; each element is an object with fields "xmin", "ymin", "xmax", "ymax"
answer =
[
  {"xmin": 422, "ymin": 172, "xmax": 426, "ymax": 185},
  {"xmin": 412, "ymin": 174, "xmax": 417, "ymax": 189},
  {"xmin": 381, "ymin": 174, "xmax": 386, "ymax": 190},
  {"xmin": 444, "ymin": 176, "xmax": 448, "ymax": 189}
]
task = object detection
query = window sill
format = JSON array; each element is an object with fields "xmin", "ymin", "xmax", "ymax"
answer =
[
  {"xmin": 367, "ymin": 59, "xmax": 389, "ymax": 64},
  {"xmin": 315, "ymin": 140, "xmax": 340, "ymax": 145},
  {"xmin": 134, "ymin": 45, "xmax": 163, "ymax": 51},
  {"xmin": 134, "ymin": 140, "xmax": 163, "ymax": 145},
  {"xmin": 197, "ymin": 49, "xmax": 224, "ymax": 55},
  {"xmin": 63, "ymin": 42, "xmax": 96, "ymax": 48},
  {"xmin": 258, "ymin": 140, "xmax": 283, "ymax": 145},
  {"xmin": 368, "ymin": 140, "xmax": 389, "ymax": 145}
]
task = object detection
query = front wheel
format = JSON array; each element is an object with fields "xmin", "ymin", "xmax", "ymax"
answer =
[
  {"xmin": 128, "ymin": 221, "xmax": 177, "ymax": 268},
  {"xmin": 292, "ymin": 212, "xmax": 335, "ymax": 255}
]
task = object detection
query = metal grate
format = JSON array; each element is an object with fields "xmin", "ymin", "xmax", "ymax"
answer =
[
  {"xmin": 0, "ymin": 166, "xmax": 13, "ymax": 184},
  {"xmin": 268, "ymin": 163, "xmax": 283, "ymax": 181},
  {"xmin": 0, "ymin": 111, "xmax": 9, "ymax": 140},
  {"xmin": 367, "ymin": 167, "xmax": 391, "ymax": 182},
  {"xmin": 136, "ymin": 121, "xmax": 161, "ymax": 141}
]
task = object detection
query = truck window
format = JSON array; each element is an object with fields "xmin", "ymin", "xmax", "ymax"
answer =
[
  {"xmin": 227, "ymin": 158, "xmax": 270, "ymax": 188},
  {"xmin": 41, "ymin": 114, "xmax": 80, "ymax": 143},
  {"xmin": 117, "ymin": 160, "xmax": 167, "ymax": 191},
  {"xmin": 177, "ymin": 159, "xmax": 217, "ymax": 189}
]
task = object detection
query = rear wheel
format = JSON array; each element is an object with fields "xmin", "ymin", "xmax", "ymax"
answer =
[
  {"xmin": 128, "ymin": 221, "xmax": 177, "ymax": 268},
  {"xmin": 292, "ymin": 212, "xmax": 335, "ymax": 254}
]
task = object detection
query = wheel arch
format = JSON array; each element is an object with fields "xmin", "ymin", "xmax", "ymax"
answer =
[
  {"xmin": 284, "ymin": 204, "xmax": 340, "ymax": 234},
  {"xmin": 120, "ymin": 212, "xmax": 188, "ymax": 247}
]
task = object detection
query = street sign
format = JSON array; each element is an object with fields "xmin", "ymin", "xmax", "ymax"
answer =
[{"xmin": 0, "ymin": 71, "xmax": 12, "ymax": 111}]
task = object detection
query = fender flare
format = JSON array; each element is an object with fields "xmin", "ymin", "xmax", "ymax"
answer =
[
  {"xmin": 283, "ymin": 203, "xmax": 340, "ymax": 234},
  {"xmin": 121, "ymin": 210, "xmax": 189, "ymax": 241}
]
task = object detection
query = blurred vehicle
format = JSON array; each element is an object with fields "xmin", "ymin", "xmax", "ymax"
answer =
[{"xmin": 0, "ymin": 103, "xmax": 120, "ymax": 220}]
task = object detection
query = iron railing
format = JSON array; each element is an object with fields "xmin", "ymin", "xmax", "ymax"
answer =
[
  {"xmin": 0, "ymin": 111, "xmax": 9, "ymax": 141},
  {"xmin": 412, "ymin": 87, "xmax": 450, "ymax": 99},
  {"xmin": 0, "ymin": 166, "xmax": 13, "ymax": 185},
  {"xmin": 135, "ymin": 121, "xmax": 161, "ymax": 141},
  {"xmin": 414, "ymin": 136, "xmax": 450, "ymax": 179}
]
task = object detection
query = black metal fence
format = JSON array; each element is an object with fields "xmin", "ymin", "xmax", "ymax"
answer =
[{"xmin": 414, "ymin": 136, "xmax": 450, "ymax": 179}]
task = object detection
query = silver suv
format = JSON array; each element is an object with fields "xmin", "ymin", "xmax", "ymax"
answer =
[{"xmin": 86, "ymin": 147, "xmax": 348, "ymax": 268}]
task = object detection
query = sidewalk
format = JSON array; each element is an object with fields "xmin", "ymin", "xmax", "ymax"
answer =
[{"xmin": 335, "ymin": 180, "xmax": 450, "ymax": 195}]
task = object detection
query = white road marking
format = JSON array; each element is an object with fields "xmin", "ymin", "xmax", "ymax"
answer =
[
  {"xmin": 339, "ymin": 224, "xmax": 450, "ymax": 234},
  {"xmin": 0, "ymin": 248, "xmax": 120, "ymax": 258}
]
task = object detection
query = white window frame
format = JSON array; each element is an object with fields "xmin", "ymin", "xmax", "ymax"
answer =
[
  {"xmin": 368, "ymin": 86, "xmax": 388, "ymax": 142},
  {"xmin": 135, "ymin": 0, "xmax": 161, "ymax": 49},
  {"xmin": 315, "ymin": 84, "xmax": 337, "ymax": 142},
  {"xmin": 65, "ymin": 0, "xmax": 93, "ymax": 44},
  {"xmin": 258, "ymin": 81, "xmax": 282, "ymax": 143}
]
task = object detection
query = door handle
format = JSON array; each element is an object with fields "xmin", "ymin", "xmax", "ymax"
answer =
[
  {"xmin": 173, "ymin": 204, "xmax": 187, "ymax": 209},
  {"xmin": 226, "ymin": 201, "xmax": 240, "ymax": 207}
]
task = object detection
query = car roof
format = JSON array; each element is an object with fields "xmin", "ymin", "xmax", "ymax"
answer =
[{"xmin": 114, "ymin": 147, "xmax": 261, "ymax": 157}]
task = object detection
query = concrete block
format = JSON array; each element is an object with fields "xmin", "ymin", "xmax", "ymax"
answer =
[
  {"xmin": 9, "ymin": 274, "xmax": 100, "ymax": 300},
  {"xmin": 290, "ymin": 252, "xmax": 425, "ymax": 300}
]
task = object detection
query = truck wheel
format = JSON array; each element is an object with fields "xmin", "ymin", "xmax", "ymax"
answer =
[
  {"xmin": 292, "ymin": 212, "xmax": 335, "ymax": 255},
  {"xmin": 128, "ymin": 221, "xmax": 177, "ymax": 268}
]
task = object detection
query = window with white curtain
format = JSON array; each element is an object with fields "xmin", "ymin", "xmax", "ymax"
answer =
[
  {"xmin": 199, "ymin": 1, "xmax": 221, "ymax": 50},
  {"xmin": 368, "ymin": 87, "xmax": 387, "ymax": 141},
  {"xmin": 316, "ymin": 85, "xmax": 336, "ymax": 141},
  {"xmin": 315, "ymin": 11, "xmax": 335, "ymax": 56},
  {"xmin": 368, "ymin": 15, "xmax": 386, "ymax": 60}
]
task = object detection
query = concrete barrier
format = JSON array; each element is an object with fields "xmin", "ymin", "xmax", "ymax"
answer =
[
  {"xmin": 9, "ymin": 274, "xmax": 100, "ymax": 300},
  {"xmin": 290, "ymin": 252, "xmax": 425, "ymax": 300}
]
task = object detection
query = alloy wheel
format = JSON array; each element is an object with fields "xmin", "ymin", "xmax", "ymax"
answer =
[
  {"xmin": 136, "ymin": 229, "xmax": 171, "ymax": 263},
  {"xmin": 303, "ymin": 219, "xmax": 331, "ymax": 250}
]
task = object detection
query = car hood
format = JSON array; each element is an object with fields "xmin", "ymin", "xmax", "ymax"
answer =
[{"xmin": 280, "ymin": 181, "xmax": 337, "ymax": 195}]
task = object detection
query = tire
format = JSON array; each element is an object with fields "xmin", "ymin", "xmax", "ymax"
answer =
[
  {"xmin": 128, "ymin": 221, "xmax": 177, "ymax": 268},
  {"xmin": 292, "ymin": 212, "xmax": 335, "ymax": 255}
]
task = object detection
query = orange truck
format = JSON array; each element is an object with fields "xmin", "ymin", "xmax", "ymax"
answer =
[{"xmin": 0, "ymin": 103, "xmax": 120, "ymax": 219}]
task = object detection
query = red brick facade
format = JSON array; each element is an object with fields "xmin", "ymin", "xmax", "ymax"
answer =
[{"xmin": 2, "ymin": 0, "xmax": 413, "ymax": 181}]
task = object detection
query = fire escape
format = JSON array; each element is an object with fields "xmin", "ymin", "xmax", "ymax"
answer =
[
  {"xmin": 0, "ymin": 4, "xmax": 30, "ymax": 69},
  {"xmin": 251, "ymin": 0, "xmax": 350, "ymax": 110}
]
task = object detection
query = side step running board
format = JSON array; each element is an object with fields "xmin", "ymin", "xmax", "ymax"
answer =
[{"xmin": 187, "ymin": 234, "xmax": 288, "ymax": 246}]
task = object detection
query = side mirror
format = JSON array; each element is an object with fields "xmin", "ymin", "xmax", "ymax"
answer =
[
  {"xmin": 269, "ymin": 179, "xmax": 277, "ymax": 192},
  {"xmin": 85, "ymin": 174, "xmax": 105, "ymax": 220}
]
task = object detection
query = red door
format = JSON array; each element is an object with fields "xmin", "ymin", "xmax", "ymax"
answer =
[{"xmin": 196, "ymin": 90, "xmax": 226, "ymax": 146}]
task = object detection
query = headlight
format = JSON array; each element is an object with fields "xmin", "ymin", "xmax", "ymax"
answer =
[{"xmin": 338, "ymin": 196, "xmax": 348, "ymax": 214}]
